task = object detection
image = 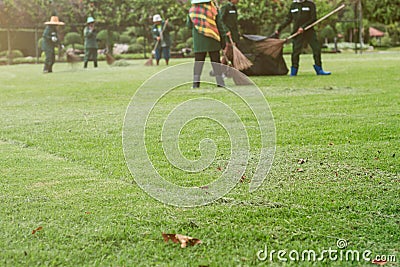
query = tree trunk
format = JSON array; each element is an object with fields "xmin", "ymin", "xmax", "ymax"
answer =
[{"xmin": 7, "ymin": 28, "xmax": 12, "ymax": 65}]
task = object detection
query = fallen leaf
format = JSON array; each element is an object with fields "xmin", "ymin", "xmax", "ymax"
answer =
[
  {"xmin": 32, "ymin": 226, "xmax": 43, "ymax": 234},
  {"xmin": 372, "ymin": 259, "xmax": 387, "ymax": 266},
  {"xmin": 162, "ymin": 233, "xmax": 179, "ymax": 244},
  {"xmin": 85, "ymin": 211, "xmax": 91, "ymax": 214},
  {"xmin": 198, "ymin": 186, "xmax": 210, "ymax": 194},
  {"xmin": 162, "ymin": 233, "xmax": 202, "ymax": 248},
  {"xmin": 298, "ymin": 158, "xmax": 306, "ymax": 164},
  {"xmin": 176, "ymin": 234, "xmax": 202, "ymax": 248},
  {"xmin": 217, "ymin": 166, "xmax": 222, "ymax": 171},
  {"xmin": 297, "ymin": 168, "xmax": 304, "ymax": 172}
]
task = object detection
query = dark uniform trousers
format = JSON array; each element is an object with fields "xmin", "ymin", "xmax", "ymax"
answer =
[{"xmin": 291, "ymin": 29, "xmax": 321, "ymax": 69}]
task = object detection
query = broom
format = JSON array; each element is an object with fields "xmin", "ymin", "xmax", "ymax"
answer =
[
  {"xmin": 256, "ymin": 4, "xmax": 346, "ymax": 58},
  {"xmin": 105, "ymin": 52, "xmax": 115, "ymax": 65},
  {"xmin": 221, "ymin": 45, "xmax": 252, "ymax": 85},
  {"xmin": 145, "ymin": 19, "xmax": 169, "ymax": 66},
  {"xmin": 211, "ymin": 0, "xmax": 251, "ymax": 71},
  {"xmin": 104, "ymin": 47, "xmax": 116, "ymax": 65},
  {"xmin": 66, "ymin": 50, "xmax": 81, "ymax": 65},
  {"xmin": 229, "ymin": 35, "xmax": 253, "ymax": 71}
]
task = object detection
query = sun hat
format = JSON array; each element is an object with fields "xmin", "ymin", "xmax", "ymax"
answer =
[
  {"xmin": 44, "ymin": 16, "xmax": 65, "ymax": 25},
  {"xmin": 87, "ymin": 17, "xmax": 95, "ymax": 24},
  {"xmin": 153, "ymin": 14, "xmax": 162, "ymax": 23},
  {"xmin": 191, "ymin": 0, "xmax": 211, "ymax": 3}
]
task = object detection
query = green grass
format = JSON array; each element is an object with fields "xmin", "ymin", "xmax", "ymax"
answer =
[{"xmin": 0, "ymin": 54, "xmax": 399, "ymax": 266}]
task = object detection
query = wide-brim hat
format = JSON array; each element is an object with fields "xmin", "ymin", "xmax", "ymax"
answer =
[
  {"xmin": 45, "ymin": 16, "xmax": 65, "ymax": 25},
  {"xmin": 191, "ymin": 0, "xmax": 211, "ymax": 3},
  {"xmin": 153, "ymin": 14, "xmax": 162, "ymax": 23},
  {"xmin": 87, "ymin": 17, "xmax": 95, "ymax": 24}
]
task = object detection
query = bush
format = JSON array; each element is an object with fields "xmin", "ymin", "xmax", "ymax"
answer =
[
  {"xmin": 64, "ymin": 32, "xmax": 82, "ymax": 47},
  {"xmin": 380, "ymin": 35, "xmax": 392, "ymax": 47},
  {"xmin": 177, "ymin": 28, "xmax": 191, "ymax": 43},
  {"xmin": 175, "ymin": 43, "xmax": 187, "ymax": 51},
  {"xmin": 128, "ymin": 43, "xmax": 144, "ymax": 53},
  {"xmin": 13, "ymin": 57, "xmax": 37, "ymax": 64},
  {"xmin": 38, "ymin": 38, "xmax": 43, "ymax": 50},
  {"xmin": 320, "ymin": 25, "xmax": 335, "ymax": 43},
  {"xmin": 0, "ymin": 50, "xmax": 24, "ymax": 58},
  {"xmin": 186, "ymin": 37, "xmax": 193, "ymax": 48},
  {"xmin": 67, "ymin": 44, "xmax": 84, "ymax": 51},
  {"xmin": 97, "ymin": 30, "xmax": 120, "ymax": 48},
  {"xmin": 136, "ymin": 36, "xmax": 145, "ymax": 45},
  {"xmin": 119, "ymin": 34, "xmax": 131, "ymax": 44},
  {"xmin": 386, "ymin": 22, "xmax": 400, "ymax": 46}
]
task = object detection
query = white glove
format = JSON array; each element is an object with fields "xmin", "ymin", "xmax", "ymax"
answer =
[{"xmin": 51, "ymin": 36, "xmax": 58, "ymax": 42}]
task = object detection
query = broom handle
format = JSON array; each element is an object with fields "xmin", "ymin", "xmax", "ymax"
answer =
[
  {"xmin": 286, "ymin": 4, "xmax": 345, "ymax": 40},
  {"xmin": 152, "ymin": 19, "xmax": 169, "ymax": 52},
  {"xmin": 228, "ymin": 35, "xmax": 236, "ymax": 47}
]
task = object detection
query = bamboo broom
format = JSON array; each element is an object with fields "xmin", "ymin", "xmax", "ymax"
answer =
[
  {"xmin": 105, "ymin": 52, "xmax": 115, "ymax": 65},
  {"xmin": 221, "ymin": 48, "xmax": 252, "ymax": 85},
  {"xmin": 212, "ymin": 0, "xmax": 252, "ymax": 71},
  {"xmin": 145, "ymin": 19, "xmax": 169, "ymax": 66},
  {"xmin": 229, "ymin": 35, "xmax": 253, "ymax": 71},
  {"xmin": 256, "ymin": 4, "xmax": 346, "ymax": 58}
]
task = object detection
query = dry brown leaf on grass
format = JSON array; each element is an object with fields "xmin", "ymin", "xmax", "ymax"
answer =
[
  {"xmin": 372, "ymin": 259, "xmax": 387, "ymax": 266},
  {"xmin": 31, "ymin": 226, "xmax": 43, "ymax": 234},
  {"xmin": 162, "ymin": 233, "xmax": 202, "ymax": 248},
  {"xmin": 298, "ymin": 158, "xmax": 306, "ymax": 164}
]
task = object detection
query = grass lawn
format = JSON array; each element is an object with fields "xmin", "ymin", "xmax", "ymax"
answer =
[{"xmin": 0, "ymin": 53, "xmax": 399, "ymax": 266}]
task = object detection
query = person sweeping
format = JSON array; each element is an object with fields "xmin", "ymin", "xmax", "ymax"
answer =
[
  {"xmin": 83, "ymin": 16, "xmax": 98, "ymax": 68},
  {"xmin": 151, "ymin": 14, "xmax": 171, "ymax": 66},
  {"xmin": 187, "ymin": 0, "xmax": 226, "ymax": 88},
  {"xmin": 219, "ymin": 0, "xmax": 252, "ymax": 71},
  {"xmin": 42, "ymin": 16, "xmax": 65, "ymax": 73},
  {"xmin": 275, "ymin": 0, "xmax": 331, "ymax": 76}
]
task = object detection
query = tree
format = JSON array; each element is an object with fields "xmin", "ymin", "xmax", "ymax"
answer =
[{"xmin": 64, "ymin": 32, "xmax": 82, "ymax": 50}]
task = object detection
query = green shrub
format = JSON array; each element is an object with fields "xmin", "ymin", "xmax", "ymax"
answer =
[
  {"xmin": 186, "ymin": 37, "xmax": 193, "ymax": 48},
  {"xmin": 128, "ymin": 43, "xmax": 144, "ymax": 53},
  {"xmin": 38, "ymin": 38, "xmax": 43, "ymax": 50},
  {"xmin": 97, "ymin": 30, "xmax": 120, "ymax": 48},
  {"xmin": 175, "ymin": 43, "xmax": 187, "ymax": 51},
  {"xmin": 67, "ymin": 44, "xmax": 84, "ymax": 51},
  {"xmin": 320, "ymin": 25, "xmax": 335, "ymax": 43},
  {"xmin": 13, "ymin": 57, "xmax": 37, "ymax": 64},
  {"xmin": 136, "ymin": 36, "xmax": 145, "ymax": 45},
  {"xmin": 177, "ymin": 28, "xmax": 191, "ymax": 43},
  {"xmin": 386, "ymin": 22, "xmax": 400, "ymax": 46},
  {"xmin": 380, "ymin": 35, "xmax": 392, "ymax": 47},
  {"xmin": 0, "ymin": 50, "xmax": 24, "ymax": 58},
  {"xmin": 64, "ymin": 32, "xmax": 82, "ymax": 48},
  {"xmin": 119, "ymin": 34, "xmax": 131, "ymax": 44}
]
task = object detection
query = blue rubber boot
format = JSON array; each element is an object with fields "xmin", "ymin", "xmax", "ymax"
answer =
[
  {"xmin": 313, "ymin": 65, "xmax": 331, "ymax": 75},
  {"xmin": 290, "ymin": 66, "xmax": 298, "ymax": 76}
]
